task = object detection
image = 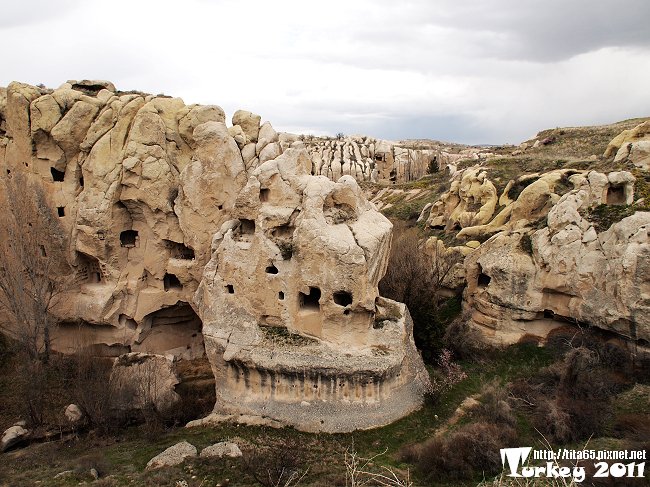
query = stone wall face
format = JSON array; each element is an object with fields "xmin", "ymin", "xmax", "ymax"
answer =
[
  {"xmin": 459, "ymin": 170, "xmax": 650, "ymax": 347},
  {"xmin": 0, "ymin": 81, "xmax": 430, "ymax": 432},
  {"xmin": 294, "ymin": 134, "xmax": 486, "ymax": 184},
  {"xmin": 194, "ymin": 149, "xmax": 430, "ymax": 432}
]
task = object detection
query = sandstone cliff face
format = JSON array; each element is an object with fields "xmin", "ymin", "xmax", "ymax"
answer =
[
  {"xmin": 1, "ymin": 81, "xmax": 248, "ymax": 358},
  {"xmin": 463, "ymin": 170, "xmax": 649, "ymax": 346},
  {"xmin": 0, "ymin": 81, "xmax": 429, "ymax": 432},
  {"xmin": 295, "ymin": 134, "xmax": 487, "ymax": 184},
  {"xmin": 194, "ymin": 149, "xmax": 429, "ymax": 431}
]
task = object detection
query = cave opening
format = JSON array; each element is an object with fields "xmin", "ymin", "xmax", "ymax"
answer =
[
  {"xmin": 333, "ymin": 291, "xmax": 353, "ymax": 307},
  {"xmin": 120, "ymin": 230, "xmax": 138, "ymax": 248},
  {"xmin": 164, "ymin": 273, "xmax": 182, "ymax": 291},
  {"xmin": 299, "ymin": 287, "xmax": 321, "ymax": 311},
  {"xmin": 165, "ymin": 240, "xmax": 195, "ymax": 260},
  {"xmin": 606, "ymin": 185, "xmax": 626, "ymax": 205},
  {"xmin": 477, "ymin": 265, "xmax": 491, "ymax": 288},
  {"xmin": 265, "ymin": 264, "xmax": 279, "ymax": 274},
  {"xmin": 51, "ymin": 167, "xmax": 65, "ymax": 182},
  {"xmin": 240, "ymin": 219, "xmax": 255, "ymax": 234}
]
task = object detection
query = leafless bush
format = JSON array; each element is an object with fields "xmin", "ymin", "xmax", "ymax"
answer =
[
  {"xmin": 0, "ymin": 173, "xmax": 69, "ymax": 363},
  {"xmin": 443, "ymin": 311, "xmax": 487, "ymax": 359},
  {"xmin": 344, "ymin": 446, "xmax": 412, "ymax": 487},
  {"xmin": 475, "ymin": 380, "xmax": 516, "ymax": 427},
  {"xmin": 379, "ymin": 225, "xmax": 462, "ymax": 361},
  {"xmin": 414, "ymin": 421, "xmax": 517, "ymax": 481},
  {"xmin": 243, "ymin": 440, "xmax": 308, "ymax": 487},
  {"xmin": 66, "ymin": 348, "xmax": 119, "ymax": 433},
  {"xmin": 512, "ymin": 346, "xmax": 625, "ymax": 444},
  {"xmin": 425, "ymin": 349, "xmax": 467, "ymax": 398}
]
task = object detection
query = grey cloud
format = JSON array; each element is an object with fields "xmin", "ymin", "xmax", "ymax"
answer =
[
  {"xmin": 299, "ymin": 0, "xmax": 650, "ymax": 70},
  {"xmin": 401, "ymin": 0, "xmax": 650, "ymax": 62}
]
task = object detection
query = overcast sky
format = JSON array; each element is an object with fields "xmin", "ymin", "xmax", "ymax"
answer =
[{"xmin": 2, "ymin": 0, "xmax": 649, "ymax": 144}]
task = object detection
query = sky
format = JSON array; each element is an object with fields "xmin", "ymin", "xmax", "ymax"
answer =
[{"xmin": 2, "ymin": 0, "xmax": 650, "ymax": 144}]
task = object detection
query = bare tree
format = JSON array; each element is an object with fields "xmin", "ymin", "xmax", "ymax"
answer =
[
  {"xmin": 0, "ymin": 172, "xmax": 68, "ymax": 363},
  {"xmin": 379, "ymin": 225, "xmax": 462, "ymax": 362}
]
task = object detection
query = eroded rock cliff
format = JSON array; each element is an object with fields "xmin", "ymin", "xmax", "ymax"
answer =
[{"xmin": 0, "ymin": 80, "xmax": 429, "ymax": 431}]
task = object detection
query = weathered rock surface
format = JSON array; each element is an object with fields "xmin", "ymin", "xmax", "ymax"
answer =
[
  {"xmin": 1, "ymin": 425, "xmax": 29, "ymax": 452},
  {"xmin": 195, "ymin": 149, "xmax": 430, "ymax": 432},
  {"xmin": 0, "ymin": 80, "xmax": 429, "ymax": 432},
  {"xmin": 296, "ymin": 135, "xmax": 489, "ymax": 184},
  {"xmin": 463, "ymin": 170, "xmax": 650, "ymax": 346},
  {"xmin": 604, "ymin": 120, "xmax": 650, "ymax": 170},
  {"xmin": 146, "ymin": 441, "xmax": 197, "ymax": 470},
  {"xmin": 199, "ymin": 441, "xmax": 242, "ymax": 458}
]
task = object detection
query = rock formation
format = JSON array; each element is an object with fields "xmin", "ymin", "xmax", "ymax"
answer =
[
  {"xmin": 463, "ymin": 170, "xmax": 649, "ymax": 346},
  {"xmin": 604, "ymin": 120, "xmax": 650, "ymax": 170},
  {"xmin": 0, "ymin": 80, "xmax": 429, "ymax": 432},
  {"xmin": 392, "ymin": 121, "xmax": 650, "ymax": 351},
  {"xmin": 195, "ymin": 148, "xmax": 429, "ymax": 432},
  {"xmin": 292, "ymin": 134, "xmax": 487, "ymax": 184}
]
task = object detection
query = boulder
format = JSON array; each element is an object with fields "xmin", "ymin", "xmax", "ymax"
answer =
[
  {"xmin": 1, "ymin": 425, "xmax": 29, "ymax": 452},
  {"xmin": 232, "ymin": 110, "xmax": 261, "ymax": 143},
  {"xmin": 64, "ymin": 404, "xmax": 84, "ymax": 423},
  {"xmin": 146, "ymin": 441, "xmax": 197, "ymax": 470},
  {"xmin": 199, "ymin": 441, "xmax": 242, "ymax": 458}
]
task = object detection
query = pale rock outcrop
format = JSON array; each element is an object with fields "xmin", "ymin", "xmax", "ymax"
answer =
[
  {"xmin": 232, "ymin": 110, "xmax": 261, "ymax": 144},
  {"xmin": 464, "ymin": 171, "xmax": 650, "ymax": 345},
  {"xmin": 1, "ymin": 425, "xmax": 29, "ymax": 452},
  {"xmin": 0, "ymin": 80, "xmax": 428, "ymax": 433},
  {"xmin": 64, "ymin": 404, "xmax": 84, "ymax": 424},
  {"xmin": 426, "ymin": 167, "xmax": 497, "ymax": 230},
  {"xmin": 0, "ymin": 81, "xmax": 253, "ymax": 363},
  {"xmin": 299, "ymin": 135, "xmax": 489, "ymax": 184},
  {"xmin": 605, "ymin": 121, "xmax": 650, "ymax": 170},
  {"xmin": 146, "ymin": 441, "xmax": 197, "ymax": 470},
  {"xmin": 195, "ymin": 148, "xmax": 430, "ymax": 432},
  {"xmin": 199, "ymin": 441, "xmax": 242, "ymax": 458}
]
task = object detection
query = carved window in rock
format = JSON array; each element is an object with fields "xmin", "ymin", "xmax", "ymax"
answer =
[
  {"xmin": 299, "ymin": 287, "xmax": 321, "ymax": 311},
  {"xmin": 259, "ymin": 188, "xmax": 270, "ymax": 202},
  {"xmin": 164, "ymin": 240, "xmax": 195, "ymax": 260},
  {"xmin": 606, "ymin": 185, "xmax": 626, "ymax": 205},
  {"xmin": 50, "ymin": 167, "xmax": 65, "ymax": 182},
  {"xmin": 163, "ymin": 273, "xmax": 182, "ymax": 291},
  {"xmin": 225, "ymin": 284, "xmax": 235, "ymax": 294},
  {"xmin": 240, "ymin": 219, "xmax": 255, "ymax": 234},
  {"xmin": 76, "ymin": 252, "xmax": 102, "ymax": 284},
  {"xmin": 333, "ymin": 291, "xmax": 352, "ymax": 307},
  {"xmin": 120, "ymin": 230, "xmax": 138, "ymax": 248},
  {"xmin": 477, "ymin": 265, "xmax": 491, "ymax": 288},
  {"xmin": 57, "ymin": 207, "xmax": 65, "ymax": 217}
]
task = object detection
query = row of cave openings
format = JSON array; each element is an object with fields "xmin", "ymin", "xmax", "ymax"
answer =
[{"xmin": 225, "ymin": 272, "xmax": 353, "ymax": 315}]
